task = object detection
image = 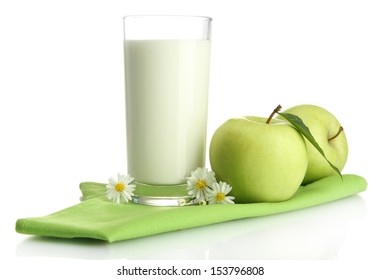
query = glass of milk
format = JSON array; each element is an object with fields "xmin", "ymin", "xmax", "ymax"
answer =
[{"xmin": 123, "ymin": 16, "xmax": 212, "ymax": 206}]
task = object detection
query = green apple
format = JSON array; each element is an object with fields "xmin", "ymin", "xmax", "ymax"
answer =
[
  {"xmin": 209, "ymin": 116, "xmax": 308, "ymax": 203},
  {"xmin": 278, "ymin": 104, "xmax": 348, "ymax": 184}
]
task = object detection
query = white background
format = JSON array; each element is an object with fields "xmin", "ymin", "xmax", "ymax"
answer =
[{"xmin": 1, "ymin": 0, "xmax": 379, "ymax": 279}]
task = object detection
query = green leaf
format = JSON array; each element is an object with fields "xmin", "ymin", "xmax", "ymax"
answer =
[{"xmin": 277, "ymin": 111, "xmax": 342, "ymax": 179}]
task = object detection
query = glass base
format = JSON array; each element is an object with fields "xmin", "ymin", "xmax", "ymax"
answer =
[{"xmin": 132, "ymin": 182, "xmax": 194, "ymax": 207}]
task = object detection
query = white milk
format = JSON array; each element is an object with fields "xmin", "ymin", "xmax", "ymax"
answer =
[{"xmin": 124, "ymin": 40, "xmax": 211, "ymax": 185}]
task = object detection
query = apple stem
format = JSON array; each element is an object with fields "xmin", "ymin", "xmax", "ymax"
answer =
[
  {"xmin": 266, "ymin": 105, "xmax": 282, "ymax": 124},
  {"xmin": 328, "ymin": 126, "xmax": 344, "ymax": 141}
]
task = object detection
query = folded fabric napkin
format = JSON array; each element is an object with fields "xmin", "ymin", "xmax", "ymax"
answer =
[{"xmin": 16, "ymin": 174, "xmax": 367, "ymax": 243}]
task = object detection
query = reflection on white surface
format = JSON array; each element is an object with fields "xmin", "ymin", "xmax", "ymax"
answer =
[{"xmin": 16, "ymin": 195, "xmax": 366, "ymax": 260}]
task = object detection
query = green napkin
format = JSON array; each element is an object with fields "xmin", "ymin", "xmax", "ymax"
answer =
[{"xmin": 16, "ymin": 174, "xmax": 367, "ymax": 243}]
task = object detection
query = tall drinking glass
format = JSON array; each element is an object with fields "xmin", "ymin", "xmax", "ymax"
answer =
[{"xmin": 123, "ymin": 16, "xmax": 212, "ymax": 206}]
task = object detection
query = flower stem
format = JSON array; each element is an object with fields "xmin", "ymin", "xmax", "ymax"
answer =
[
  {"xmin": 266, "ymin": 105, "xmax": 282, "ymax": 124},
  {"xmin": 328, "ymin": 126, "xmax": 344, "ymax": 141}
]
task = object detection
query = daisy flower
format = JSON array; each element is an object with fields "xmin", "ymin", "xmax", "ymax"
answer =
[
  {"xmin": 206, "ymin": 181, "xmax": 235, "ymax": 205},
  {"xmin": 186, "ymin": 167, "xmax": 216, "ymax": 201},
  {"xmin": 106, "ymin": 173, "xmax": 136, "ymax": 204}
]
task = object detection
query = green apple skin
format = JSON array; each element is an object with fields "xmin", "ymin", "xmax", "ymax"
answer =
[
  {"xmin": 209, "ymin": 117, "xmax": 308, "ymax": 203},
  {"xmin": 279, "ymin": 104, "xmax": 348, "ymax": 185}
]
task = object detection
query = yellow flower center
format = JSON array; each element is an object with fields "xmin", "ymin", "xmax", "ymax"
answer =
[
  {"xmin": 115, "ymin": 183, "xmax": 125, "ymax": 192},
  {"xmin": 195, "ymin": 179, "xmax": 207, "ymax": 190},
  {"xmin": 216, "ymin": 192, "xmax": 225, "ymax": 201}
]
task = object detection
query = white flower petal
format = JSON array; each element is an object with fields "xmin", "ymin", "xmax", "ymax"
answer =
[
  {"xmin": 108, "ymin": 177, "xmax": 117, "ymax": 186},
  {"xmin": 105, "ymin": 173, "xmax": 136, "ymax": 204},
  {"xmin": 205, "ymin": 181, "xmax": 235, "ymax": 204},
  {"xmin": 224, "ymin": 196, "xmax": 235, "ymax": 204},
  {"xmin": 186, "ymin": 167, "xmax": 216, "ymax": 201},
  {"xmin": 128, "ymin": 183, "xmax": 136, "ymax": 192},
  {"xmin": 117, "ymin": 173, "xmax": 125, "ymax": 183},
  {"xmin": 208, "ymin": 198, "xmax": 217, "ymax": 205},
  {"xmin": 126, "ymin": 175, "xmax": 134, "ymax": 185},
  {"xmin": 105, "ymin": 185, "xmax": 112, "ymax": 190},
  {"xmin": 121, "ymin": 192, "xmax": 132, "ymax": 203}
]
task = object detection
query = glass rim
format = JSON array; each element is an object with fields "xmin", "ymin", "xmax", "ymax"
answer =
[{"xmin": 123, "ymin": 15, "xmax": 212, "ymax": 22}]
